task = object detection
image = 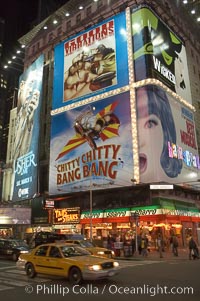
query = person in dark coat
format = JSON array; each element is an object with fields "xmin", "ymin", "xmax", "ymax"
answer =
[
  {"xmin": 188, "ymin": 236, "xmax": 199, "ymax": 260},
  {"xmin": 172, "ymin": 235, "xmax": 179, "ymax": 256}
]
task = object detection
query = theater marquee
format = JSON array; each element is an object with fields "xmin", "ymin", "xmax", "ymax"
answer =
[{"xmin": 53, "ymin": 207, "xmax": 80, "ymax": 224}]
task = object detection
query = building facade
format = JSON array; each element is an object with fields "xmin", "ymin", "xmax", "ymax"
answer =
[{"xmin": 2, "ymin": 0, "xmax": 200, "ymax": 246}]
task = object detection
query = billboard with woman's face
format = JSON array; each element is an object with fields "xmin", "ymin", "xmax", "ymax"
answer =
[
  {"xmin": 53, "ymin": 12, "xmax": 128, "ymax": 110},
  {"xmin": 132, "ymin": 7, "xmax": 192, "ymax": 103},
  {"xmin": 137, "ymin": 85, "xmax": 200, "ymax": 184},
  {"xmin": 49, "ymin": 92, "xmax": 133, "ymax": 195}
]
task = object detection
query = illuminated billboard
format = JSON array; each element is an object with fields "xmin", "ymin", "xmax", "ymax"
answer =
[
  {"xmin": 10, "ymin": 55, "xmax": 44, "ymax": 201},
  {"xmin": 53, "ymin": 12, "xmax": 128, "ymax": 109},
  {"xmin": 0, "ymin": 207, "xmax": 31, "ymax": 224},
  {"xmin": 132, "ymin": 7, "xmax": 192, "ymax": 103},
  {"xmin": 136, "ymin": 85, "xmax": 200, "ymax": 184},
  {"xmin": 53, "ymin": 207, "xmax": 80, "ymax": 224},
  {"xmin": 49, "ymin": 91, "xmax": 133, "ymax": 194}
]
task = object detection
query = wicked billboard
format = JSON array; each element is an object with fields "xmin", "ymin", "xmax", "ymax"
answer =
[{"xmin": 132, "ymin": 6, "xmax": 192, "ymax": 103}]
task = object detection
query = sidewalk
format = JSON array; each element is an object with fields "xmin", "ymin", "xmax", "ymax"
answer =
[{"xmin": 114, "ymin": 248, "xmax": 191, "ymax": 261}]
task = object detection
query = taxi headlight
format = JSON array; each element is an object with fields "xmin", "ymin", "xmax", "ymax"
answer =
[
  {"xmin": 111, "ymin": 251, "xmax": 115, "ymax": 256},
  {"xmin": 113, "ymin": 261, "xmax": 119, "ymax": 267},
  {"xmin": 88, "ymin": 264, "xmax": 102, "ymax": 271},
  {"xmin": 97, "ymin": 251, "xmax": 104, "ymax": 255},
  {"xmin": 20, "ymin": 251, "xmax": 29, "ymax": 254}
]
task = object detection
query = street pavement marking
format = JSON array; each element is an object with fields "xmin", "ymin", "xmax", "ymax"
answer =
[
  {"xmin": 0, "ymin": 266, "xmax": 15, "ymax": 270},
  {"xmin": 0, "ymin": 276, "xmax": 29, "ymax": 287},
  {"xmin": 0, "ymin": 260, "xmax": 163, "ymax": 292},
  {"xmin": 0, "ymin": 284, "xmax": 14, "ymax": 291},
  {"xmin": 117, "ymin": 260, "xmax": 161, "ymax": 269},
  {"xmin": 0, "ymin": 269, "xmax": 52, "ymax": 292},
  {"xmin": 5, "ymin": 269, "xmax": 51, "ymax": 282}
]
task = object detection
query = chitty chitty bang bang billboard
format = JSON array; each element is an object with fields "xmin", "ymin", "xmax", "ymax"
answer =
[
  {"xmin": 49, "ymin": 92, "xmax": 133, "ymax": 195},
  {"xmin": 53, "ymin": 12, "xmax": 128, "ymax": 109}
]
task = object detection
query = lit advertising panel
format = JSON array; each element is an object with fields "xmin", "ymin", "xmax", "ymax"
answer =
[
  {"xmin": 132, "ymin": 7, "xmax": 192, "ymax": 103},
  {"xmin": 53, "ymin": 12, "xmax": 128, "ymax": 109},
  {"xmin": 53, "ymin": 207, "xmax": 80, "ymax": 224},
  {"xmin": 10, "ymin": 55, "xmax": 44, "ymax": 201},
  {"xmin": 0, "ymin": 207, "xmax": 31, "ymax": 224},
  {"xmin": 136, "ymin": 85, "xmax": 200, "ymax": 184},
  {"xmin": 49, "ymin": 91, "xmax": 133, "ymax": 195}
]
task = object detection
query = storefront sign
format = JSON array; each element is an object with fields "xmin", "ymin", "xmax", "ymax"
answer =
[
  {"xmin": 104, "ymin": 209, "xmax": 130, "ymax": 218},
  {"xmin": 44, "ymin": 199, "xmax": 55, "ymax": 209},
  {"xmin": 150, "ymin": 185, "xmax": 174, "ymax": 190},
  {"xmin": 131, "ymin": 206, "xmax": 162, "ymax": 216},
  {"xmin": 81, "ymin": 211, "xmax": 104, "ymax": 219},
  {"xmin": 53, "ymin": 207, "xmax": 80, "ymax": 224},
  {"xmin": 163, "ymin": 209, "xmax": 200, "ymax": 217}
]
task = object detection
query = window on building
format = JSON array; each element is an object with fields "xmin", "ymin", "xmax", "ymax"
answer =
[
  {"xmin": 32, "ymin": 45, "xmax": 35, "ymax": 55},
  {"xmin": 36, "ymin": 41, "xmax": 40, "ymax": 51},
  {"xmin": 57, "ymin": 26, "xmax": 62, "ymax": 36},
  {"xmin": 97, "ymin": 0, "xmax": 103, "ymax": 8},
  {"xmin": 193, "ymin": 65, "xmax": 196, "ymax": 75},
  {"xmin": 66, "ymin": 20, "xmax": 71, "ymax": 31},
  {"xmin": 76, "ymin": 13, "xmax": 81, "ymax": 25},
  {"xmin": 86, "ymin": 6, "xmax": 92, "ymax": 16}
]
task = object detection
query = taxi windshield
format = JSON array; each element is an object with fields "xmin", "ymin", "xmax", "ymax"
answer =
[
  {"xmin": 79, "ymin": 240, "xmax": 96, "ymax": 248},
  {"xmin": 8, "ymin": 240, "xmax": 28, "ymax": 248},
  {"xmin": 61, "ymin": 246, "xmax": 91, "ymax": 257}
]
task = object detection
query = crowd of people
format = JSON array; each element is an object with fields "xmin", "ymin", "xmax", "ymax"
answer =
[{"xmin": 103, "ymin": 233, "xmax": 199, "ymax": 260}]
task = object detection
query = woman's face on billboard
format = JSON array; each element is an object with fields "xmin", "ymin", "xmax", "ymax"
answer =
[{"xmin": 137, "ymin": 87, "xmax": 167, "ymax": 182}]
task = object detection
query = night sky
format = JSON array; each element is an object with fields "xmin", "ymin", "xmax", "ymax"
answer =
[
  {"xmin": 0, "ymin": 0, "xmax": 38, "ymax": 51},
  {"xmin": 0, "ymin": 0, "xmax": 68, "ymax": 57}
]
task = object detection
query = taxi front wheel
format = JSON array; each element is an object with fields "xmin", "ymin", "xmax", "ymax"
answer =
[
  {"xmin": 69, "ymin": 267, "xmax": 83, "ymax": 285},
  {"xmin": 26, "ymin": 263, "xmax": 37, "ymax": 278}
]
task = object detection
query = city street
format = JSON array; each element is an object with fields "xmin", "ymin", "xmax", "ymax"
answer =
[{"xmin": 0, "ymin": 257, "xmax": 199, "ymax": 301}]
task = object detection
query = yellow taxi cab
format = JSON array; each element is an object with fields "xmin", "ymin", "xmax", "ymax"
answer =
[
  {"xmin": 16, "ymin": 243, "xmax": 120, "ymax": 284},
  {"xmin": 65, "ymin": 240, "xmax": 115, "ymax": 258}
]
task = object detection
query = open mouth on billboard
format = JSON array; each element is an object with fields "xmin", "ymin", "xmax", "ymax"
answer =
[{"xmin": 139, "ymin": 153, "xmax": 147, "ymax": 173}]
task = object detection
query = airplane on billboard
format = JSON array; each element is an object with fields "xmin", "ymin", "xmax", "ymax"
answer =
[{"xmin": 56, "ymin": 101, "xmax": 120, "ymax": 160}]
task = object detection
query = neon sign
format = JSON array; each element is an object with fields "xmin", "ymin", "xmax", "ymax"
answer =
[{"xmin": 168, "ymin": 141, "xmax": 200, "ymax": 169}]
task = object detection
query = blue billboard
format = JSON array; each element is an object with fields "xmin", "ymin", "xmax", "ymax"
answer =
[
  {"xmin": 11, "ymin": 55, "xmax": 44, "ymax": 201},
  {"xmin": 49, "ymin": 91, "xmax": 133, "ymax": 195},
  {"xmin": 53, "ymin": 12, "xmax": 128, "ymax": 110}
]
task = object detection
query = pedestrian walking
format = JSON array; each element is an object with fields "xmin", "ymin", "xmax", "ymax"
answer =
[
  {"xmin": 172, "ymin": 235, "xmax": 179, "ymax": 256},
  {"xmin": 157, "ymin": 234, "xmax": 164, "ymax": 258},
  {"xmin": 141, "ymin": 235, "xmax": 148, "ymax": 257},
  {"xmin": 188, "ymin": 236, "xmax": 199, "ymax": 260}
]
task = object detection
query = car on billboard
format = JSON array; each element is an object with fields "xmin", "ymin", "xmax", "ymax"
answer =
[
  {"xmin": 0, "ymin": 238, "xmax": 30, "ymax": 261},
  {"xmin": 16, "ymin": 243, "xmax": 120, "ymax": 284}
]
